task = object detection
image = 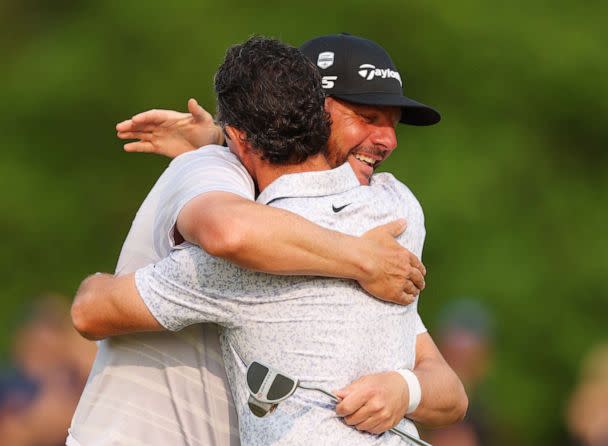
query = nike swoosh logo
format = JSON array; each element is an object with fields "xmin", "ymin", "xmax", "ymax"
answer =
[{"xmin": 332, "ymin": 203, "xmax": 351, "ymax": 213}]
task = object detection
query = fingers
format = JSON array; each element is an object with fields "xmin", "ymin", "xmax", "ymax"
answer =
[
  {"xmin": 355, "ymin": 417, "xmax": 385, "ymax": 434},
  {"xmin": 335, "ymin": 388, "xmax": 368, "ymax": 417},
  {"xmin": 116, "ymin": 120, "xmax": 166, "ymax": 133},
  {"xmin": 409, "ymin": 254, "xmax": 427, "ymax": 277},
  {"xmin": 337, "ymin": 372, "xmax": 406, "ymax": 435},
  {"xmin": 131, "ymin": 109, "xmax": 188, "ymax": 126},
  {"xmin": 344, "ymin": 404, "xmax": 374, "ymax": 427},
  {"xmin": 123, "ymin": 141, "xmax": 155, "ymax": 153},
  {"xmin": 187, "ymin": 98, "xmax": 200, "ymax": 115},
  {"xmin": 115, "ymin": 119, "xmax": 133, "ymax": 132},
  {"xmin": 118, "ymin": 123, "xmax": 164, "ymax": 133},
  {"xmin": 385, "ymin": 219, "xmax": 407, "ymax": 237},
  {"xmin": 343, "ymin": 400, "xmax": 386, "ymax": 430},
  {"xmin": 398, "ymin": 292, "xmax": 416, "ymax": 306},
  {"xmin": 117, "ymin": 131, "xmax": 152, "ymax": 141},
  {"xmin": 407, "ymin": 267, "xmax": 425, "ymax": 292},
  {"xmin": 131, "ymin": 109, "xmax": 166, "ymax": 125},
  {"xmin": 117, "ymin": 109, "xmax": 188, "ymax": 132},
  {"xmin": 377, "ymin": 219, "xmax": 407, "ymax": 238},
  {"xmin": 334, "ymin": 388, "xmax": 349, "ymax": 400},
  {"xmin": 402, "ymin": 279, "xmax": 421, "ymax": 297},
  {"xmin": 188, "ymin": 98, "xmax": 203, "ymax": 120},
  {"xmin": 188, "ymin": 98, "xmax": 212, "ymax": 123}
]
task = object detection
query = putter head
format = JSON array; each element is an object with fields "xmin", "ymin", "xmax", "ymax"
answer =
[
  {"xmin": 247, "ymin": 394, "xmax": 277, "ymax": 418},
  {"xmin": 246, "ymin": 361, "xmax": 299, "ymax": 404}
]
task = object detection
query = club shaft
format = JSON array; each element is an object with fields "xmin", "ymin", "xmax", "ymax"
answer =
[{"xmin": 297, "ymin": 384, "xmax": 338, "ymax": 401}]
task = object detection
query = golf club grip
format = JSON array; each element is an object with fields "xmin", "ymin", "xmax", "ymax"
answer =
[{"xmin": 297, "ymin": 384, "xmax": 431, "ymax": 446}]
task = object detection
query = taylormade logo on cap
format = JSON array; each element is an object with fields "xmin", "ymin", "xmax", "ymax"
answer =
[
  {"xmin": 357, "ymin": 64, "xmax": 402, "ymax": 86},
  {"xmin": 299, "ymin": 33, "xmax": 441, "ymax": 126}
]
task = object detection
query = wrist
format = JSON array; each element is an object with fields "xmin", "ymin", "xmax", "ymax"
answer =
[
  {"xmin": 345, "ymin": 237, "xmax": 377, "ymax": 283},
  {"xmin": 214, "ymin": 122, "xmax": 225, "ymax": 146},
  {"xmin": 396, "ymin": 368, "xmax": 422, "ymax": 414}
]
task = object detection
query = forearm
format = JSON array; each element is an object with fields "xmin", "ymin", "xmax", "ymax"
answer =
[
  {"xmin": 179, "ymin": 192, "xmax": 423, "ymax": 304},
  {"xmin": 410, "ymin": 333, "xmax": 468, "ymax": 427},
  {"xmin": 182, "ymin": 193, "xmax": 374, "ymax": 280},
  {"xmin": 221, "ymin": 207, "xmax": 371, "ymax": 279},
  {"xmin": 71, "ymin": 273, "xmax": 163, "ymax": 340}
]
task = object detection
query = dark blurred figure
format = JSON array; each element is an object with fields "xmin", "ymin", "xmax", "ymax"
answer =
[
  {"xmin": 426, "ymin": 299, "xmax": 495, "ymax": 446},
  {"xmin": 566, "ymin": 343, "xmax": 608, "ymax": 446},
  {"xmin": 0, "ymin": 295, "xmax": 96, "ymax": 446},
  {"xmin": 0, "ymin": 369, "xmax": 40, "ymax": 445}
]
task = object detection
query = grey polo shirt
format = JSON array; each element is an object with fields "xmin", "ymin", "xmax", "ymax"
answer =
[{"xmin": 135, "ymin": 163, "xmax": 427, "ymax": 445}]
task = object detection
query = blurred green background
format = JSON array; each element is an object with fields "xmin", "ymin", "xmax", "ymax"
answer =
[{"xmin": 1, "ymin": 1, "xmax": 606, "ymax": 444}]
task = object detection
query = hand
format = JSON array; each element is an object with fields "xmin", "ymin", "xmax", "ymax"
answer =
[
  {"xmin": 335, "ymin": 371, "xmax": 410, "ymax": 434},
  {"xmin": 358, "ymin": 219, "xmax": 426, "ymax": 305},
  {"xmin": 115, "ymin": 98, "xmax": 223, "ymax": 158}
]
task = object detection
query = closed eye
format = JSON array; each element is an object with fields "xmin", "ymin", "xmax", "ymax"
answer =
[{"xmin": 359, "ymin": 113, "xmax": 376, "ymax": 124}]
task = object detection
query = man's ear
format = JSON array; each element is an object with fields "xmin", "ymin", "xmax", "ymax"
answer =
[
  {"xmin": 225, "ymin": 126, "xmax": 246, "ymax": 143},
  {"xmin": 324, "ymin": 96, "xmax": 336, "ymax": 113},
  {"xmin": 225, "ymin": 125, "xmax": 253, "ymax": 161}
]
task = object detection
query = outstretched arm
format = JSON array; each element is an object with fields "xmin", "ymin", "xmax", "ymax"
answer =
[
  {"xmin": 335, "ymin": 332, "xmax": 467, "ymax": 432},
  {"xmin": 116, "ymin": 98, "xmax": 222, "ymax": 157}
]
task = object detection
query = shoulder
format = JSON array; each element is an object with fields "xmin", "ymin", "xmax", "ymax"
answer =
[
  {"xmin": 168, "ymin": 144, "xmax": 244, "ymax": 170},
  {"xmin": 371, "ymin": 173, "xmax": 426, "ymax": 255},
  {"xmin": 370, "ymin": 173, "xmax": 424, "ymax": 219},
  {"xmin": 159, "ymin": 144, "xmax": 254, "ymax": 199},
  {"xmin": 153, "ymin": 244, "xmax": 205, "ymax": 278},
  {"xmin": 158, "ymin": 243, "xmax": 244, "ymax": 288}
]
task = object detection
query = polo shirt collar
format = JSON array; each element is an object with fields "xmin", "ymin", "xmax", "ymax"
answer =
[{"xmin": 257, "ymin": 163, "xmax": 360, "ymax": 205}]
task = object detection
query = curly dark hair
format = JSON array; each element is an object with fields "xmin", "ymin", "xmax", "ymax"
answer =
[{"xmin": 215, "ymin": 36, "xmax": 330, "ymax": 165}]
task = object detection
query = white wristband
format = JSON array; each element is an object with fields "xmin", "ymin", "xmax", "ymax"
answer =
[{"xmin": 396, "ymin": 369, "xmax": 422, "ymax": 414}]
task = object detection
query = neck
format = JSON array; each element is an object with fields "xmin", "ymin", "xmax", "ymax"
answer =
[{"xmin": 256, "ymin": 154, "xmax": 331, "ymax": 192}]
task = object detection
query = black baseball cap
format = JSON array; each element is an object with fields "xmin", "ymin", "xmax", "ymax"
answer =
[{"xmin": 300, "ymin": 33, "xmax": 440, "ymax": 126}]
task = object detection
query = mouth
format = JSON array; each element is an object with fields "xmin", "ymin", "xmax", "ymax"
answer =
[
  {"xmin": 352, "ymin": 153, "xmax": 380, "ymax": 169},
  {"xmin": 348, "ymin": 153, "xmax": 379, "ymax": 185},
  {"xmin": 344, "ymin": 147, "xmax": 387, "ymax": 185}
]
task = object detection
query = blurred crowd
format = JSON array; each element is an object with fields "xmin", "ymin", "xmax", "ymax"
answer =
[
  {"xmin": 1, "ymin": 294, "xmax": 605, "ymax": 446},
  {"xmin": 0, "ymin": 295, "xmax": 96, "ymax": 446},
  {"xmin": 423, "ymin": 299, "xmax": 608, "ymax": 446}
]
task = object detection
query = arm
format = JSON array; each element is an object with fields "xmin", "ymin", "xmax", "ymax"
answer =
[
  {"xmin": 178, "ymin": 192, "xmax": 425, "ymax": 304},
  {"xmin": 116, "ymin": 98, "xmax": 222, "ymax": 158},
  {"xmin": 72, "ymin": 248, "xmax": 240, "ymax": 340},
  {"xmin": 71, "ymin": 206, "xmax": 425, "ymax": 340},
  {"xmin": 71, "ymin": 273, "xmax": 163, "ymax": 340},
  {"xmin": 335, "ymin": 332, "xmax": 468, "ymax": 433},
  {"xmin": 117, "ymin": 102, "xmax": 426, "ymax": 303},
  {"xmin": 408, "ymin": 332, "xmax": 468, "ymax": 427}
]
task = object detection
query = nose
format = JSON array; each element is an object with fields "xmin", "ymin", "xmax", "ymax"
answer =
[{"xmin": 370, "ymin": 124, "xmax": 398, "ymax": 154}]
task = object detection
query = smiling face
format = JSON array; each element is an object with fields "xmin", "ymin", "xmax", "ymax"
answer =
[{"xmin": 324, "ymin": 97, "xmax": 401, "ymax": 185}]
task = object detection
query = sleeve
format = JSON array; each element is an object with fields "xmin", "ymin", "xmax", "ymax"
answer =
[
  {"xmin": 135, "ymin": 246, "xmax": 242, "ymax": 331},
  {"xmin": 152, "ymin": 146, "xmax": 255, "ymax": 257},
  {"xmin": 414, "ymin": 313, "xmax": 427, "ymax": 335},
  {"xmin": 376, "ymin": 173, "xmax": 426, "ymax": 259},
  {"xmin": 411, "ymin": 300, "xmax": 427, "ymax": 335}
]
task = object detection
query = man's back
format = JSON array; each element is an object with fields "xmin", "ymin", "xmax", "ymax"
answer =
[
  {"xmin": 68, "ymin": 147, "xmax": 251, "ymax": 446},
  {"xmin": 136, "ymin": 165, "xmax": 426, "ymax": 445}
]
